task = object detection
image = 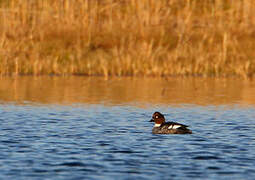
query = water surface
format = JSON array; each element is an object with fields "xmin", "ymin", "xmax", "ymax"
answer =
[{"xmin": 0, "ymin": 77, "xmax": 255, "ymax": 179}]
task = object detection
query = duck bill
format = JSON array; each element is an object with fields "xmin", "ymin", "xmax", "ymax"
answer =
[{"xmin": 150, "ymin": 119, "xmax": 154, "ymax": 122}]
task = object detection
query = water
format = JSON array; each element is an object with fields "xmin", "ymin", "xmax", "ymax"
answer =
[{"xmin": 1, "ymin": 77, "xmax": 255, "ymax": 179}]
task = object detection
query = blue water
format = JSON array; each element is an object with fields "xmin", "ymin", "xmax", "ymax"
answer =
[{"xmin": 1, "ymin": 104, "xmax": 255, "ymax": 180}]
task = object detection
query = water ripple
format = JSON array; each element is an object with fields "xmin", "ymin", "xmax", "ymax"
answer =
[{"xmin": 1, "ymin": 105, "xmax": 255, "ymax": 179}]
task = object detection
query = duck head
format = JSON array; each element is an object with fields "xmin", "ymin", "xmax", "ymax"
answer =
[{"xmin": 150, "ymin": 112, "xmax": 166, "ymax": 127}]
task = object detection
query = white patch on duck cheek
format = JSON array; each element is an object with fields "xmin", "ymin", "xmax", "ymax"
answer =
[
  {"xmin": 154, "ymin": 124, "xmax": 161, "ymax": 127},
  {"xmin": 168, "ymin": 125, "xmax": 181, "ymax": 129}
]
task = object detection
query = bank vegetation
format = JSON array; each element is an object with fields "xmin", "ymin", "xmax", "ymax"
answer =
[{"xmin": 0, "ymin": 0, "xmax": 255, "ymax": 78}]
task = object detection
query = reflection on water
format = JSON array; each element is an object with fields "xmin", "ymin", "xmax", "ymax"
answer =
[
  {"xmin": 0, "ymin": 76, "xmax": 255, "ymax": 105},
  {"xmin": 1, "ymin": 77, "xmax": 255, "ymax": 179}
]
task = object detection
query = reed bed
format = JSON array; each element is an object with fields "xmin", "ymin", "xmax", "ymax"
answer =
[{"xmin": 0, "ymin": 0, "xmax": 255, "ymax": 77}]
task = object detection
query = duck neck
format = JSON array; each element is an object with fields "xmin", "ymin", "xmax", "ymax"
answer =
[{"xmin": 154, "ymin": 123, "xmax": 161, "ymax": 127}]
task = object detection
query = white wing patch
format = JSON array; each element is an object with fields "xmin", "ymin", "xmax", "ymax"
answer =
[{"xmin": 168, "ymin": 124, "xmax": 181, "ymax": 129}]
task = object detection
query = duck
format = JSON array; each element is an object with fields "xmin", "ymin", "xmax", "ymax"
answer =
[{"xmin": 150, "ymin": 112, "xmax": 192, "ymax": 134}]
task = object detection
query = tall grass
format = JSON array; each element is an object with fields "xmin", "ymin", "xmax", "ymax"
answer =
[{"xmin": 0, "ymin": 0, "xmax": 255, "ymax": 77}]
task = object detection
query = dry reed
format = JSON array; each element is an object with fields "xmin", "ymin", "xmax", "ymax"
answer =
[{"xmin": 0, "ymin": 0, "xmax": 255, "ymax": 78}]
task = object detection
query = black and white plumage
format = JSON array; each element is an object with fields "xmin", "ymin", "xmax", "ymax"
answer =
[{"xmin": 150, "ymin": 112, "xmax": 192, "ymax": 134}]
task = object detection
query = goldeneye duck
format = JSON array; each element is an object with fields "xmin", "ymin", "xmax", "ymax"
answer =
[{"xmin": 150, "ymin": 112, "xmax": 192, "ymax": 134}]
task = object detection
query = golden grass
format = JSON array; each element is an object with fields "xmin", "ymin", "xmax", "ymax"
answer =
[{"xmin": 0, "ymin": 0, "xmax": 255, "ymax": 77}]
